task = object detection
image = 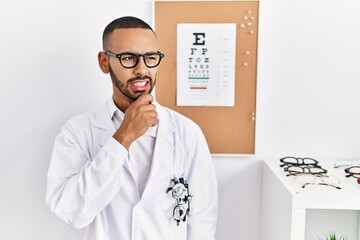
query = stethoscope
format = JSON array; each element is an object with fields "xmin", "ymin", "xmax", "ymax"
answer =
[{"xmin": 166, "ymin": 177, "xmax": 193, "ymax": 226}]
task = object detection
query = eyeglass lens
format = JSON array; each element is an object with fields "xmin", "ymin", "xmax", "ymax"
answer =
[
  {"xmin": 171, "ymin": 183, "xmax": 185, "ymax": 199},
  {"xmin": 173, "ymin": 205, "xmax": 187, "ymax": 220}
]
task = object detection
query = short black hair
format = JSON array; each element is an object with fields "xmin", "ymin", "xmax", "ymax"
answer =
[{"xmin": 102, "ymin": 16, "xmax": 155, "ymax": 50}]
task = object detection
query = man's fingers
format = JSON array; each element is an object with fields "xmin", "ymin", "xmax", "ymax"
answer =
[
  {"xmin": 136, "ymin": 93, "xmax": 154, "ymax": 105},
  {"xmin": 141, "ymin": 103, "xmax": 156, "ymax": 112},
  {"xmin": 150, "ymin": 117, "xmax": 159, "ymax": 127}
]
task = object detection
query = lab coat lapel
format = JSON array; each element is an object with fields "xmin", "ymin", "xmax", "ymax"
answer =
[
  {"xmin": 93, "ymin": 101, "xmax": 116, "ymax": 148},
  {"xmin": 142, "ymin": 103, "xmax": 176, "ymax": 199},
  {"xmin": 93, "ymin": 101, "xmax": 133, "ymax": 174}
]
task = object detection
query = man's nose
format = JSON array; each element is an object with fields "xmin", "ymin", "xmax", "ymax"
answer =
[{"xmin": 133, "ymin": 57, "xmax": 149, "ymax": 75}]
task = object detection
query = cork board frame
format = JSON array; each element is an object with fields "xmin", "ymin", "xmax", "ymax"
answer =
[{"xmin": 154, "ymin": 0, "xmax": 258, "ymax": 154}]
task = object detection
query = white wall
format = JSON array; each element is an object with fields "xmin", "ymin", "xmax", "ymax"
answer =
[
  {"xmin": 213, "ymin": 156, "xmax": 262, "ymax": 240},
  {"xmin": 256, "ymin": 0, "xmax": 360, "ymax": 159},
  {"xmin": 256, "ymin": 0, "xmax": 360, "ymax": 238},
  {"xmin": 1, "ymin": 0, "xmax": 360, "ymax": 239},
  {"xmin": 0, "ymin": 0, "xmax": 152, "ymax": 239}
]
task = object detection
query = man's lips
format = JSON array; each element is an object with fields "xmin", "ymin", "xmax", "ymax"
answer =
[{"xmin": 130, "ymin": 80, "xmax": 150, "ymax": 91}]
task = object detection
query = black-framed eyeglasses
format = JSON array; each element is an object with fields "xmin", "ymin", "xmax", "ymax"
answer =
[
  {"xmin": 344, "ymin": 166, "xmax": 360, "ymax": 178},
  {"xmin": 280, "ymin": 156, "xmax": 319, "ymax": 167},
  {"xmin": 104, "ymin": 51, "xmax": 164, "ymax": 68}
]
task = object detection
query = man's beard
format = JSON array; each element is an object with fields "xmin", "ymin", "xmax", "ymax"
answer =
[{"xmin": 109, "ymin": 66, "xmax": 156, "ymax": 101}]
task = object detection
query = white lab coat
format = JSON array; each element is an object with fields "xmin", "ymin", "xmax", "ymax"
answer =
[{"xmin": 46, "ymin": 100, "xmax": 218, "ymax": 240}]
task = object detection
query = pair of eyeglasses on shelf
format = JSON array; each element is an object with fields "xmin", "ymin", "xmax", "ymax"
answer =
[
  {"xmin": 293, "ymin": 174, "xmax": 342, "ymax": 189},
  {"xmin": 284, "ymin": 165, "xmax": 328, "ymax": 177},
  {"xmin": 280, "ymin": 156, "xmax": 320, "ymax": 168},
  {"xmin": 344, "ymin": 166, "xmax": 360, "ymax": 184}
]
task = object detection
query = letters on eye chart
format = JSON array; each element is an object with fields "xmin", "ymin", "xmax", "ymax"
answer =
[{"xmin": 176, "ymin": 23, "xmax": 236, "ymax": 107}]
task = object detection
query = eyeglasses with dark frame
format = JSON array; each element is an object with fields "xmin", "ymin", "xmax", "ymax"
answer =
[
  {"xmin": 280, "ymin": 156, "xmax": 320, "ymax": 168},
  {"xmin": 284, "ymin": 165, "xmax": 328, "ymax": 176},
  {"xmin": 344, "ymin": 166, "xmax": 360, "ymax": 184},
  {"xmin": 104, "ymin": 51, "xmax": 165, "ymax": 68}
]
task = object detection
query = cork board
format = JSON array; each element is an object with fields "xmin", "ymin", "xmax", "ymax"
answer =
[{"xmin": 154, "ymin": 1, "xmax": 258, "ymax": 154}]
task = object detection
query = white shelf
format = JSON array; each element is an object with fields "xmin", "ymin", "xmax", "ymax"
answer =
[
  {"xmin": 261, "ymin": 159, "xmax": 360, "ymax": 240},
  {"xmin": 266, "ymin": 159, "xmax": 360, "ymax": 209}
]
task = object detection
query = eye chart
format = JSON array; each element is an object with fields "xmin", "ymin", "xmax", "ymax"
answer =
[{"xmin": 176, "ymin": 24, "xmax": 236, "ymax": 106}]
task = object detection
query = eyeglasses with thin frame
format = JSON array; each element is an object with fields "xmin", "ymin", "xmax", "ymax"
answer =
[
  {"xmin": 294, "ymin": 173, "xmax": 341, "ymax": 189},
  {"xmin": 280, "ymin": 156, "xmax": 320, "ymax": 167},
  {"xmin": 104, "ymin": 51, "xmax": 165, "ymax": 68}
]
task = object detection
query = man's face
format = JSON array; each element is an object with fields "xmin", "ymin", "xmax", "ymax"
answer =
[{"xmin": 106, "ymin": 28, "xmax": 159, "ymax": 102}]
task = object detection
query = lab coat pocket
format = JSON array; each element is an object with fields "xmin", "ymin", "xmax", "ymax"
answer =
[{"xmin": 160, "ymin": 191, "xmax": 175, "ymax": 213}]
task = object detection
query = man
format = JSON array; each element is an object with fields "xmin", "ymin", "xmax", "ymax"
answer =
[{"xmin": 46, "ymin": 16, "xmax": 218, "ymax": 240}]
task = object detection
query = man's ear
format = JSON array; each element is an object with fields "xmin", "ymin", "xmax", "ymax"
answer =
[{"xmin": 98, "ymin": 51, "xmax": 110, "ymax": 73}]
